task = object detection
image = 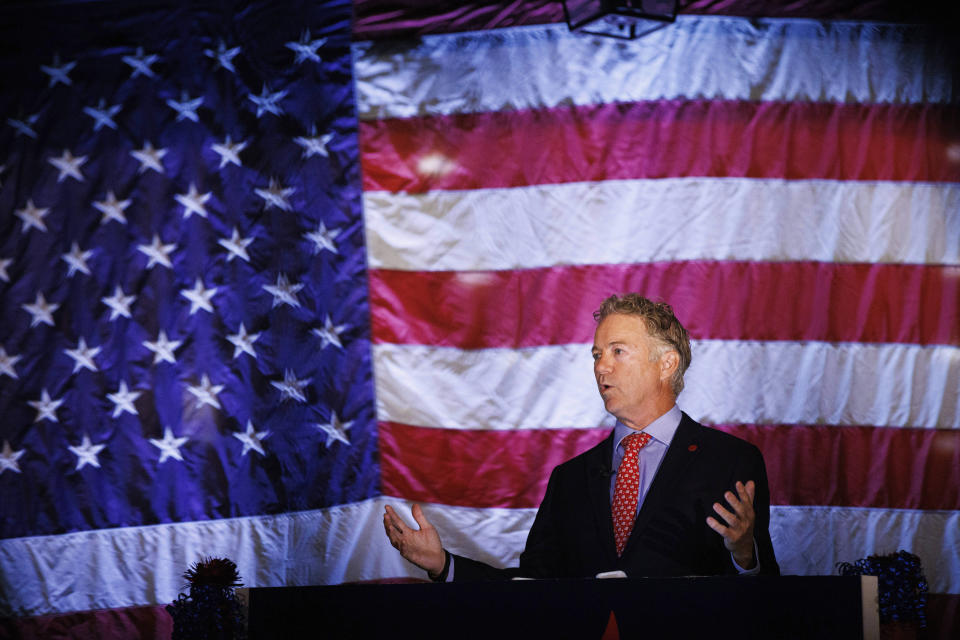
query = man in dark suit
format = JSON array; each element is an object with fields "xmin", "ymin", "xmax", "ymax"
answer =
[{"xmin": 383, "ymin": 294, "xmax": 779, "ymax": 580}]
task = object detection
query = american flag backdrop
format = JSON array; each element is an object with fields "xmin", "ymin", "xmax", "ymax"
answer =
[
  {"xmin": 1, "ymin": 0, "xmax": 380, "ymax": 634},
  {"xmin": 2, "ymin": 0, "xmax": 960, "ymax": 637}
]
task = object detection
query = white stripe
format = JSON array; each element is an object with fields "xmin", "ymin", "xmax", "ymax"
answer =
[
  {"xmin": 5, "ymin": 499, "xmax": 956, "ymax": 617},
  {"xmin": 408, "ymin": 502, "xmax": 960, "ymax": 595},
  {"xmin": 364, "ymin": 179, "xmax": 960, "ymax": 270},
  {"xmin": 373, "ymin": 341, "xmax": 960, "ymax": 430},
  {"xmin": 770, "ymin": 506, "xmax": 960, "ymax": 595},
  {"xmin": 387, "ymin": 501, "xmax": 537, "ymax": 574},
  {"xmin": 0, "ymin": 499, "xmax": 415, "ymax": 617},
  {"xmin": 352, "ymin": 19, "xmax": 955, "ymax": 119}
]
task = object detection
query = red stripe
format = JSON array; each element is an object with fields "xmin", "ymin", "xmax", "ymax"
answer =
[
  {"xmin": 379, "ymin": 421, "xmax": 960, "ymax": 511},
  {"xmin": 352, "ymin": 1, "xmax": 943, "ymax": 40},
  {"xmin": 5, "ymin": 605, "xmax": 171, "ymax": 640},
  {"xmin": 682, "ymin": 0, "xmax": 944, "ymax": 22},
  {"xmin": 719, "ymin": 424, "xmax": 960, "ymax": 511},
  {"xmin": 354, "ymin": 1, "xmax": 561, "ymax": 40},
  {"xmin": 359, "ymin": 100, "xmax": 960, "ymax": 192},
  {"xmin": 369, "ymin": 261, "xmax": 960, "ymax": 348},
  {"xmin": 379, "ymin": 421, "xmax": 608, "ymax": 509}
]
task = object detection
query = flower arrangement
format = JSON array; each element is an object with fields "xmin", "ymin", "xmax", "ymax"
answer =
[
  {"xmin": 837, "ymin": 550, "xmax": 928, "ymax": 627},
  {"xmin": 166, "ymin": 557, "xmax": 247, "ymax": 640}
]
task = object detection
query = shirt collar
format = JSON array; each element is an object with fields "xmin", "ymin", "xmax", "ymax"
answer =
[{"xmin": 614, "ymin": 404, "xmax": 682, "ymax": 450}]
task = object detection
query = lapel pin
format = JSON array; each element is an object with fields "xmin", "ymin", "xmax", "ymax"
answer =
[{"xmin": 688, "ymin": 444, "xmax": 698, "ymax": 452}]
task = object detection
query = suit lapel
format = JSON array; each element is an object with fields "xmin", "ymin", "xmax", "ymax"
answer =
[
  {"xmin": 585, "ymin": 432, "xmax": 619, "ymax": 566},
  {"xmin": 623, "ymin": 413, "xmax": 702, "ymax": 557}
]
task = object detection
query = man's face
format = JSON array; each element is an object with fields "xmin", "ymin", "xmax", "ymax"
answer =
[{"xmin": 591, "ymin": 313, "xmax": 673, "ymax": 428}]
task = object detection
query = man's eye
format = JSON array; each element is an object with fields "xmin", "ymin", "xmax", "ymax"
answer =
[
  {"xmin": 591, "ymin": 352, "xmax": 600, "ymax": 360},
  {"xmin": 614, "ymin": 348, "xmax": 623, "ymax": 355}
]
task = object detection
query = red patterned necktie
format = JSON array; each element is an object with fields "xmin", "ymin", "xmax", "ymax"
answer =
[{"xmin": 611, "ymin": 431, "xmax": 653, "ymax": 556}]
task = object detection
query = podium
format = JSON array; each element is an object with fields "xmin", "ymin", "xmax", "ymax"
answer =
[{"xmin": 244, "ymin": 575, "xmax": 879, "ymax": 639}]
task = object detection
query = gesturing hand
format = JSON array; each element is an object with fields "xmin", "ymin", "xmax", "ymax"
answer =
[
  {"xmin": 383, "ymin": 503, "xmax": 447, "ymax": 577},
  {"xmin": 706, "ymin": 480, "xmax": 757, "ymax": 570}
]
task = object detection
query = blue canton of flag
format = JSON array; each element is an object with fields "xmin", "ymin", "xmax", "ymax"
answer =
[{"xmin": 0, "ymin": 0, "xmax": 377, "ymax": 558}]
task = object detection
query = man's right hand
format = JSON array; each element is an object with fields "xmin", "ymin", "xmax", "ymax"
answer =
[{"xmin": 383, "ymin": 503, "xmax": 447, "ymax": 577}]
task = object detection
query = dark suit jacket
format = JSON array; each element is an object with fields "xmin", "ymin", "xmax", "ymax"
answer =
[{"xmin": 455, "ymin": 412, "xmax": 779, "ymax": 580}]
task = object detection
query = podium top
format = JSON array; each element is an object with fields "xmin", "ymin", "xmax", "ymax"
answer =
[{"xmin": 244, "ymin": 575, "xmax": 879, "ymax": 640}]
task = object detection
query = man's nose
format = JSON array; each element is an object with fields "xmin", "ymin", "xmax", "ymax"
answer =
[{"xmin": 594, "ymin": 353, "xmax": 611, "ymax": 374}]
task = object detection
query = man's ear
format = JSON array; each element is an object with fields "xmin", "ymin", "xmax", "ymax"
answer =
[{"xmin": 660, "ymin": 349, "xmax": 679, "ymax": 382}]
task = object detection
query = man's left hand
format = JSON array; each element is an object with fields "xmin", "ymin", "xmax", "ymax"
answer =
[{"xmin": 706, "ymin": 480, "xmax": 757, "ymax": 570}]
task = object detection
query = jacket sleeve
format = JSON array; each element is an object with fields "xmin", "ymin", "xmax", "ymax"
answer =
[
  {"xmin": 725, "ymin": 442, "xmax": 779, "ymax": 576},
  {"xmin": 751, "ymin": 446, "xmax": 780, "ymax": 576},
  {"xmin": 516, "ymin": 465, "xmax": 567, "ymax": 578},
  {"xmin": 453, "ymin": 466, "xmax": 567, "ymax": 581}
]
